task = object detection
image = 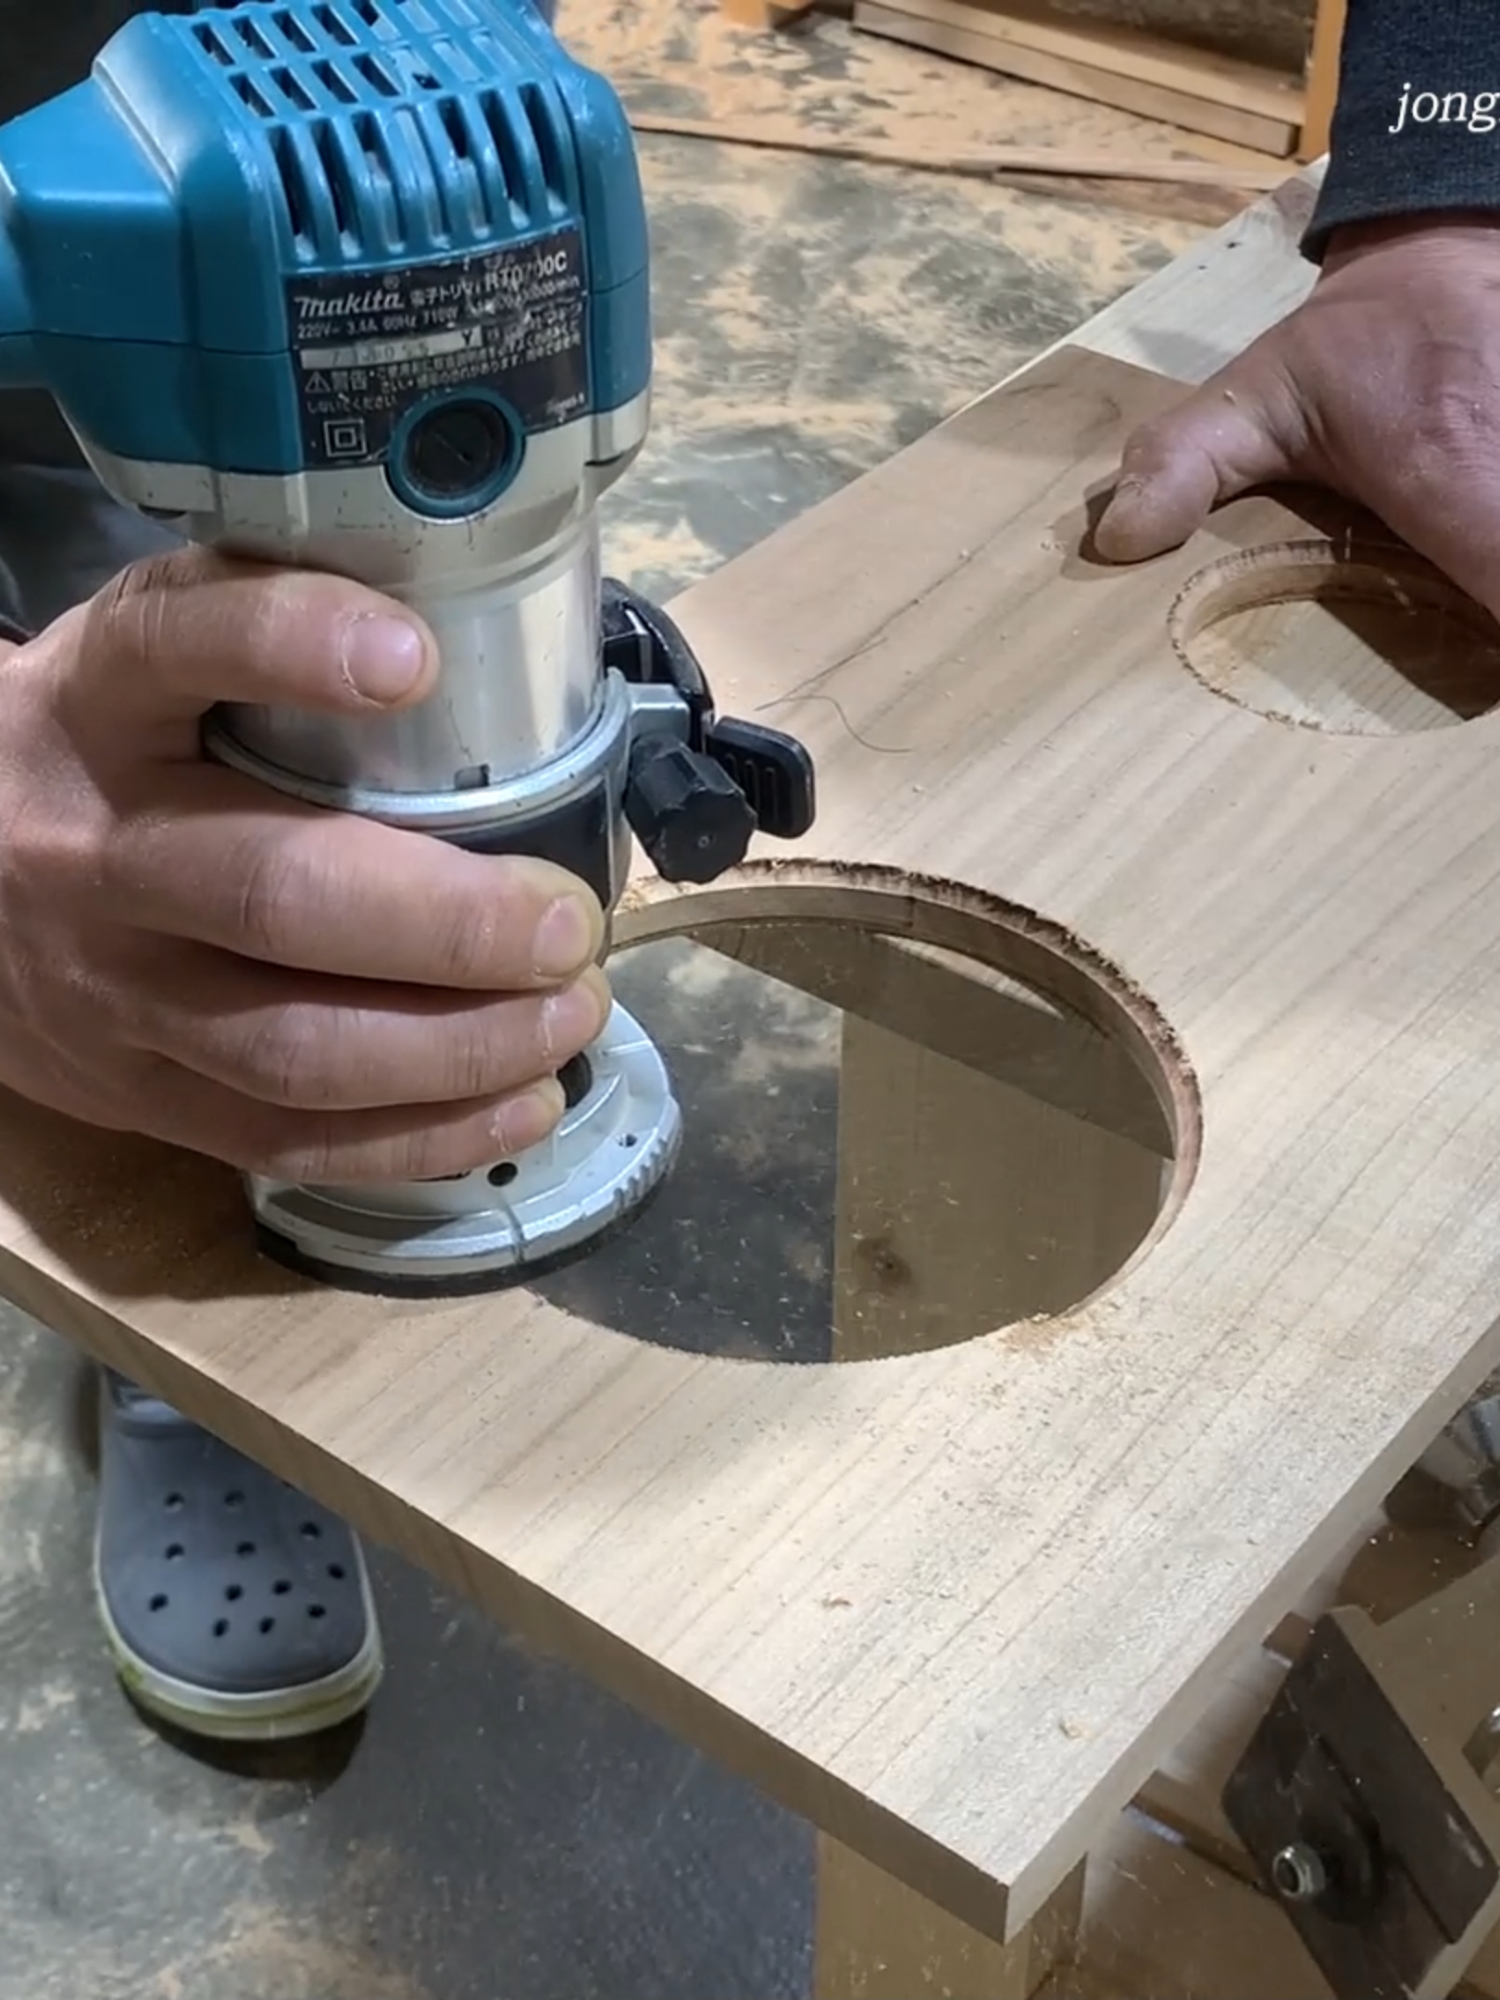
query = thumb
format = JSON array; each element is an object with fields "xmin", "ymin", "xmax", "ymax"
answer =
[
  {"xmin": 65, "ymin": 545, "xmax": 439, "ymax": 735},
  {"xmin": 1094, "ymin": 364, "xmax": 1299, "ymax": 564}
]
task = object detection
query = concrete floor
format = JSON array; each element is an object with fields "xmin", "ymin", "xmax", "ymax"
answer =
[{"xmin": 0, "ymin": 4, "xmax": 1307, "ymax": 1995}]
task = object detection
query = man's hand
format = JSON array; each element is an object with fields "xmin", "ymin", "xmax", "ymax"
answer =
[
  {"xmin": 1095, "ymin": 215, "xmax": 1500, "ymax": 619},
  {"xmin": 0, "ymin": 548, "xmax": 611, "ymax": 1182}
]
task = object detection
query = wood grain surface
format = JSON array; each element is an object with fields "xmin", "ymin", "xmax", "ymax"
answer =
[{"xmin": 2, "ymin": 285, "xmax": 1497, "ymax": 1949}]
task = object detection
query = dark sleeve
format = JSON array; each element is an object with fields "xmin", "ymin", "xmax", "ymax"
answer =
[
  {"xmin": 1305, "ymin": 1, "xmax": 1500, "ymax": 259},
  {"xmin": 0, "ymin": 554, "xmax": 27, "ymax": 643},
  {"xmin": 0, "ymin": 467, "xmax": 182, "ymax": 641}
]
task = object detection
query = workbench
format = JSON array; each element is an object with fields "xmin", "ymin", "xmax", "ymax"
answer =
[{"xmin": 9, "ymin": 156, "xmax": 1500, "ymax": 1996}]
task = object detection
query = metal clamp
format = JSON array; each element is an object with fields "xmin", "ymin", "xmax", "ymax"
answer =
[
  {"xmin": 600, "ymin": 577, "xmax": 816, "ymax": 843},
  {"xmin": 1222, "ymin": 1550, "xmax": 1500, "ymax": 1998}
]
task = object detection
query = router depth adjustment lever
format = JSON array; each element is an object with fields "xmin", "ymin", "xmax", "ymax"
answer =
[
  {"xmin": 0, "ymin": 0, "xmax": 817, "ymax": 1298},
  {"xmin": 603, "ymin": 579, "xmax": 814, "ymax": 885}
]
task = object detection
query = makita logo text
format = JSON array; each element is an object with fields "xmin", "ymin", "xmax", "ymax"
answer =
[{"xmin": 296, "ymin": 288, "xmax": 402, "ymax": 320}]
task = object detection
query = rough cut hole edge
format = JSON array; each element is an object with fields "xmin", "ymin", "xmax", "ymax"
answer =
[
  {"xmin": 613, "ymin": 857, "xmax": 1201, "ymax": 1339},
  {"xmin": 1167, "ymin": 536, "xmax": 1500, "ymax": 732}
]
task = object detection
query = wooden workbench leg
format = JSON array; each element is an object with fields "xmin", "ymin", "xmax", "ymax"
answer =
[
  {"xmin": 813, "ymin": 1001, "xmax": 1161, "ymax": 1992},
  {"xmin": 1297, "ymin": 0, "xmax": 1346, "ymax": 161},
  {"xmin": 814, "ymin": 1834, "xmax": 1086, "ymax": 1999}
]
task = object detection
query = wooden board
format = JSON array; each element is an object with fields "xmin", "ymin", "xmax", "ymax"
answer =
[
  {"xmin": 6, "ymin": 332, "xmax": 1500, "ymax": 1949},
  {"xmin": 850, "ymin": 0, "xmax": 1304, "ymax": 156},
  {"xmin": 1298, "ymin": 0, "xmax": 1346, "ymax": 162},
  {"xmin": 1038, "ymin": 166, "xmax": 1321, "ymax": 386}
]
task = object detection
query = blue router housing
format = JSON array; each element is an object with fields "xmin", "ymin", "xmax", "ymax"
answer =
[{"xmin": 0, "ymin": 0, "xmax": 650, "ymax": 483}]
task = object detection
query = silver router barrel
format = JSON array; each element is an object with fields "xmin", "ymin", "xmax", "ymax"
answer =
[
  {"xmin": 224, "ymin": 523, "xmax": 607, "ymax": 796},
  {"xmin": 205, "ymin": 511, "xmax": 641, "ymax": 920}
]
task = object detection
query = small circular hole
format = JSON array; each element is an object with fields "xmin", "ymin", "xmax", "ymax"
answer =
[
  {"xmin": 237, "ymin": 1541, "xmax": 256, "ymax": 1558},
  {"xmin": 259, "ymin": 1617, "xmax": 275, "ymax": 1635},
  {"xmin": 213, "ymin": 1618, "xmax": 229, "ymax": 1638},
  {"xmin": 225, "ymin": 1584, "xmax": 243, "ymax": 1603},
  {"xmin": 621, "ymin": 1133, "xmax": 638, "ymax": 1149},
  {"xmin": 164, "ymin": 1493, "xmax": 184, "ymax": 1512},
  {"xmin": 224, "ymin": 1490, "xmax": 245, "ymax": 1509},
  {"xmin": 308, "ymin": 1604, "xmax": 326, "ymax": 1620},
  {"xmin": 273, "ymin": 1579, "xmax": 291, "ymax": 1596},
  {"xmin": 164, "ymin": 1543, "xmax": 184, "ymax": 1561},
  {"xmin": 1170, "ymin": 539, "xmax": 1500, "ymax": 735},
  {"xmin": 149, "ymin": 1594, "xmax": 168, "ymax": 1613},
  {"xmin": 327, "ymin": 1563, "xmax": 346, "ymax": 1581},
  {"xmin": 487, "ymin": 1161, "xmax": 519, "ymax": 1188},
  {"xmin": 299, "ymin": 1522, "xmax": 321, "ymax": 1540}
]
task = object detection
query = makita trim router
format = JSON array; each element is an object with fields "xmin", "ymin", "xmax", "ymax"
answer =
[{"xmin": 0, "ymin": 0, "xmax": 815, "ymax": 1296}]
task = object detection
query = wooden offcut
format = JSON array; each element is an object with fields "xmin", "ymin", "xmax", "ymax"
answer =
[
  {"xmin": 1297, "ymin": 0, "xmax": 1347, "ymax": 161},
  {"xmin": 624, "ymin": 109, "xmax": 1291, "ymax": 191},
  {"xmin": 720, "ymin": 0, "xmax": 817, "ymax": 26}
]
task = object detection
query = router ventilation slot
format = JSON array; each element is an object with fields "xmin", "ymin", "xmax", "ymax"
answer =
[{"xmin": 188, "ymin": 0, "xmax": 573, "ymax": 257}]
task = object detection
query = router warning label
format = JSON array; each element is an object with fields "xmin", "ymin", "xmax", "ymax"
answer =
[{"xmin": 286, "ymin": 227, "xmax": 589, "ymax": 469}]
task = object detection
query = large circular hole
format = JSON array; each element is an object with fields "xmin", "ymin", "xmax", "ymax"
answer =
[
  {"xmin": 528, "ymin": 878, "xmax": 1191, "ymax": 1361},
  {"xmin": 1170, "ymin": 539, "xmax": 1500, "ymax": 733}
]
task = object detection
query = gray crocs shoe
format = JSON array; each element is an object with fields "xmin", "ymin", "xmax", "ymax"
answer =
[{"xmin": 94, "ymin": 1372, "xmax": 383, "ymax": 1742}]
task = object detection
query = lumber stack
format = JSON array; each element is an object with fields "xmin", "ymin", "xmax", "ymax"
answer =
[{"xmin": 850, "ymin": 0, "xmax": 1311, "ymax": 153}]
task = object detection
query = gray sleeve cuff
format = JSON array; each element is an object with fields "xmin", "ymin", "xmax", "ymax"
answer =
[{"xmin": 1304, "ymin": 0, "xmax": 1500, "ymax": 261}]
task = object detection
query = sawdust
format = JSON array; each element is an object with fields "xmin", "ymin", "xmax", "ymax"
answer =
[
  {"xmin": 529, "ymin": 16, "xmax": 1239, "ymax": 608},
  {"xmin": 568, "ymin": 0, "xmax": 1243, "ymax": 597},
  {"xmin": 14, "ymin": 1680, "xmax": 75, "ymax": 1735},
  {"xmin": 183, "ymin": 1899, "xmax": 431, "ymax": 2000},
  {"xmin": 143, "ymin": 1849, "xmax": 433, "ymax": 2000},
  {"xmin": 568, "ymin": 0, "xmax": 1294, "ymax": 170}
]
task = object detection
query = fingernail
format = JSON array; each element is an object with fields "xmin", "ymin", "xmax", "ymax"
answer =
[
  {"xmin": 340, "ymin": 615, "xmax": 428, "ymax": 703},
  {"xmin": 541, "ymin": 968, "xmax": 610, "ymax": 1059},
  {"xmin": 532, "ymin": 894, "xmax": 597, "ymax": 977},
  {"xmin": 493, "ymin": 1078, "xmax": 565, "ymax": 1153}
]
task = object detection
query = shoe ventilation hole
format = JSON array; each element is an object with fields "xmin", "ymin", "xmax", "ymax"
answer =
[
  {"xmin": 149, "ymin": 1594, "xmax": 168, "ymax": 1613},
  {"xmin": 309, "ymin": 1604, "xmax": 326, "ymax": 1620},
  {"xmin": 259, "ymin": 1617, "xmax": 276, "ymax": 1635},
  {"xmin": 224, "ymin": 1490, "xmax": 245, "ymax": 1509},
  {"xmin": 300, "ymin": 1522, "xmax": 322, "ymax": 1540},
  {"xmin": 328, "ymin": 1563, "xmax": 346, "ymax": 1581},
  {"xmin": 225, "ymin": 1584, "xmax": 243, "ymax": 1603},
  {"xmin": 164, "ymin": 1543, "xmax": 184, "ymax": 1561},
  {"xmin": 487, "ymin": 1161, "xmax": 519, "ymax": 1188},
  {"xmin": 164, "ymin": 1492, "xmax": 185, "ymax": 1511},
  {"xmin": 272, "ymin": 1580, "xmax": 290, "ymax": 1596},
  {"xmin": 237, "ymin": 1541, "xmax": 257, "ymax": 1558},
  {"xmin": 213, "ymin": 1618, "xmax": 229, "ymax": 1638}
]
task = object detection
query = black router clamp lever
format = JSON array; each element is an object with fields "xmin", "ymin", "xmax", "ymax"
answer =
[{"xmin": 601, "ymin": 577, "xmax": 817, "ymax": 885}]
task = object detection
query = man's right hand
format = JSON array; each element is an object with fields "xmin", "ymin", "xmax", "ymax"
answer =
[{"xmin": 0, "ymin": 547, "xmax": 611, "ymax": 1183}]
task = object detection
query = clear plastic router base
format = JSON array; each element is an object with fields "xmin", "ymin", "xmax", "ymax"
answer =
[{"xmin": 249, "ymin": 1001, "xmax": 680, "ymax": 1297}]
